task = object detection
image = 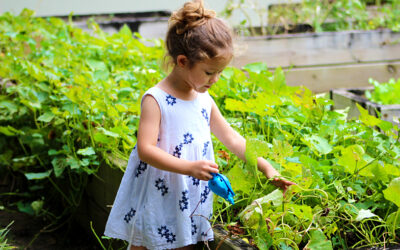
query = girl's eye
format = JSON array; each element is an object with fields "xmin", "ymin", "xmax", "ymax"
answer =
[{"xmin": 205, "ymin": 71, "xmax": 213, "ymax": 76}]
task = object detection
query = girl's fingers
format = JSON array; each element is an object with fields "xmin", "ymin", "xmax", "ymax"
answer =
[
  {"xmin": 210, "ymin": 161, "xmax": 219, "ymax": 169},
  {"xmin": 209, "ymin": 167, "xmax": 219, "ymax": 174}
]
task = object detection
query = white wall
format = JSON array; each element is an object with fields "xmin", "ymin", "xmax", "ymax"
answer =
[{"xmin": 0, "ymin": 0, "xmax": 300, "ymax": 26}]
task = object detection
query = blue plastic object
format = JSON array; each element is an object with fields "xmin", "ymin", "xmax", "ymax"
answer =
[{"xmin": 208, "ymin": 173, "xmax": 235, "ymax": 204}]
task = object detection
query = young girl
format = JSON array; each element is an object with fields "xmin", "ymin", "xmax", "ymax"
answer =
[{"xmin": 104, "ymin": 1, "xmax": 295, "ymax": 249}]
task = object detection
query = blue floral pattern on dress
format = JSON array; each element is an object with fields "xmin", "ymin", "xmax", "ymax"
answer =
[
  {"xmin": 155, "ymin": 178, "xmax": 168, "ymax": 196},
  {"xmin": 201, "ymin": 108, "xmax": 209, "ymax": 125},
  {"xmin": 166, "ymin": 95, "xmax": 177, "ymax": 106},
  {"xmin": 123, "ymin": 208, "xmax": 136, "ymax": 223},
  {"xmin": 158, "ymin": 225, "xmax": 177, "ymax": 243},
  {"xmin": 183, "ymin": 133, "xmax": 194, "ymax": 144},
  {"xmin": 179, "ymin": 190, "xmax": 189, "ymax": 211},
  {"xmin": 191, "ymin": 217, "xmax": 197, "ymax": 235},
  {"xmin": 135, "ymin": 161, "xmax": 147, "ymax": 177},
  {"xmin": 200, "ymin": 186, "xmax": 211, "ymax": 204},
  {"xmin": 173, "ymin": 143, "xmax": 183, "ymax": 158},
  {"xmin": 202, "ymin": 141, "xmax": 210, "ymax": 157},
  {"xmin": 188, "ymin": 176, "xmax": 200, "ymax": 186}
]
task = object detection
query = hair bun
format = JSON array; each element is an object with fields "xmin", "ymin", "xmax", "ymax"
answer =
[{"xmin": 169, "ymin": 0, "xmax": 216, "ymax": 35}]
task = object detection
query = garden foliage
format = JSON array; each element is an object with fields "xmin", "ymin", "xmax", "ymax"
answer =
[
  {"xmin": 0, "ymin": 10, "xmax": 399, "ymax": 249},
  {"xmin": 366, "ymin": 77, "xmax": 400, "ymax": 105}
]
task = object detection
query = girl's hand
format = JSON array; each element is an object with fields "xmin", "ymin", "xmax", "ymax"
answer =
[
  {"xmin": 189, "ymin": 160, "xmax": 219, "ymax": 181},
  {"xmin": 270, "ymin": 177, "xmax": 296, "ymax": 196}
]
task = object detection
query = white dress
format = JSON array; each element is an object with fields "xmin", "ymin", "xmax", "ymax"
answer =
[{"xmin": 104, "ymin": 86, "xmax": 215, "ymax": 249}]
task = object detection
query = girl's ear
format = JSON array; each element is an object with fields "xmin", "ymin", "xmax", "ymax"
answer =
[{"xmin": 176, "ymin": 55, "xmax": 189, "ymax": 68}]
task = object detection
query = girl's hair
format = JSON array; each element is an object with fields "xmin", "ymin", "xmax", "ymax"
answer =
[{"xmin": 165, "ymin": 0, "xmax": 233, "ymax": 67}]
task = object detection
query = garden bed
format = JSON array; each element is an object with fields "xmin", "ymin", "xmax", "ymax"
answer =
[
  {"xmin": 79, "ymin": 15, "xmax": 400, "ymax": 93},
  {"xmin": 330, "ymin": 86, "xmax": 400, "ymax": 127}
]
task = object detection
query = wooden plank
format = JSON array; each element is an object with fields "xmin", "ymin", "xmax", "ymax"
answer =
[
  {"xmin": 231, "ymin": 30, "xmax": 400, "ymax": 68},
  {"xmin": 331, "ymin": 87, "xmax": 400, "ymax": 127},
  {"xmin": 283, "ymin": 61, "xmax": 400, "ymax": 93}
]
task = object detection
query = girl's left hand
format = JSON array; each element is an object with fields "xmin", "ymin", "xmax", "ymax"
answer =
[{"xmin": 270, "ymin": 177, "xmax": 296, "ymax": 196}]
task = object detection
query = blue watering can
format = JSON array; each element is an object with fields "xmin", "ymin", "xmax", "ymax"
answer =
[{"xmin": 208, "ymin": 173, "xmax": 235, "ymax": 205}]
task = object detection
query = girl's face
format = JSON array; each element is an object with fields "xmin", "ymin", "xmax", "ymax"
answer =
[{"xmin": 180, "ymin": 50, "xmax": 232, "ymax": 93}]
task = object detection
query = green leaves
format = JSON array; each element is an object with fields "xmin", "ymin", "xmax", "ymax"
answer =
[
  {"xmin": 226, "ymin": 164, "xmax": 254, "ymax": 195},
  {"xmin": 366, "ymin": 78, "xmax": 400, "ymax": 105},
  {"xmin": 239, "ymin": 189, "xmax": 283, "ymax": 228},
  {"xmin": 24, "ymin": 170, "xmax": 52, "ymax": 180},
  {"xmin": 245, "ymin": 137, "xmax": 269, "ymax": 175},
  {"xmin": 355, "ymin": 209, "xmax": 378, "ymax": 221},
  {"xmin": 304, "ymin": 230, "xmax": 332, "ymax": 250},
  {"xmin": 77, "ymin": 147, "xmax": 96, "ymax": 156},
  {"xmin": 302, "ymin": 135, "xmax": 333, "ymax": 156},
  {"xmin": 37, "ymin": 111, "xmax": 55, "ymax": 122},
  {"xmin": 383, "ymin": 177, "xmax": 400, "ymax": 207}
]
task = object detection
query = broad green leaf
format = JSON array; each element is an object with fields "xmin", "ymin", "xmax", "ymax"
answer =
[
  {"xmin": 119, "ymin": 24, "xmax": 132, "ymax": 38},
  {"xmin": 224, "ymin": 98, "xmax": 248, "ymax": 113},
  {"xmin": 17, "ymin": 201, "xmax": 34, "ymax": 215},
  {"xmin": 0, "ymin": 125, "xmax": 24, "ymax": 136},
  {"xmin": 37, "ymin": 111, "xmax": 55, "ymax": 122},
  {"xmin": 77, "ymin": 147, "xmax": 96, "ymax": 156},
  {"xmin": 333, "ymin": 180, "xmax": 346, "ymax": 195},
  {"xmin": 288, "ymin": 204, "xmax": 313, "ymax": 221},
  {"xmin": 226, "ymin": 164, "xmax": 254, "ymax": 195},
  {"xmin": 302, "ymin": 135, "xmax": 332, "ymax": 155},
  {"xmin": 371, "ymin": 162, "xmax": 389, "ymax": 182},
  {"xmin": 239, "ymin": 189, "xmax": 283, "ymax": 228},
  {"xmin": 304, "ymin": 230, "xmax": 333, "ymax": 250},
  {"xmin": 86, "ymin": 59, "xmax": 107, "ymax": 71},
  {"xmin": 337, "ymin": 145, "xmax": 367, "ymax": 174},
  {"xmin": 383, "ymin": 177, "xmax": 400, "ymax": 207},
  {"xmin": 255, "ymin": 227, "xmax": 273, "ymax": 249},
  {"xmin": 25, "ymin": 170, "xmax": 52, "ymax": 180},
  {"xmin": 355, "ymin": 209, "xmax": 378, "ymax": 221},
  {"xmin": 93, "ymin": 132, "xmax": 114, "ymax": 144},
  {"xmin": 242, "ymin": 62, "xmax": 267, "ymax": 74},
  {"xmin": 52, "ymin": 157, "xmax": 67, "ymax": 177},
  {"xmin": 356, "ymin": 103, "xmax": 381, "ymax": 127},
  {"xmin": 67, "ymin": 156, "xmax": 80, "ymax": 169},
  {"xmin": 245, "ymin": 138, "xmax": 269, "ymax": 175},
  {"xmin": 97, "ymin": 127, "xmax": 120, "ymax": 138}
]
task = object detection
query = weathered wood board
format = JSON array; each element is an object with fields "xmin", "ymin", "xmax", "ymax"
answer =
[
  {"xmin": 231, "ymin": 29, "xmax": 400, "ymax": 69},
  {"xmin": 330, "ymin": 86, "xmax": 400, "ymax": 128},
  {"xmin": 284, "ymin": 61, "xmax": 400, "ymax": 93}
]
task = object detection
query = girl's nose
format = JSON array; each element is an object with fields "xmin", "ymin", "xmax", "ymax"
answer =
[{"xmin": 210, "ymin": 75, "xmax": 219, "ymax": 84}]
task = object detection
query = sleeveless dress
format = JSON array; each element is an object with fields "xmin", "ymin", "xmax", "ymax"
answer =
[{"xmin": 104, "ymin": 86, "xmax": 215, "ymax": 249}]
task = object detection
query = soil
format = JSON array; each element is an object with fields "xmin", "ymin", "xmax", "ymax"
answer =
[{"xmin": 0, "ymin": 209, "xmax": 101, "ymax": 250}]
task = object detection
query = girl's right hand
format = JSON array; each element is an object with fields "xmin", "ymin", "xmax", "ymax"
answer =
[{"xmin": 189, "ymin": 160, "xmax": 219, "ymax": 181}]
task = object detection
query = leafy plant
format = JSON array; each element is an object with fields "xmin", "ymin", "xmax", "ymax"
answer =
[
  {"xmin": 0, "ymin": 222, "xmax": 15, "ymax": 250},
  {"xmin": 1, "ymin": 10, "xmax": 399, "ymax": 250},
  {"xmin": 210, "ymin": 63, "xmax": 400, "ymax": 249},
  {"xmin": 366, "ymin": 77, "xmax": 400, "ymax": 105},
  {"xmin": 222, "ymin": 0, "xmax": 400, "ymax": 35},
  {"xmin": 0, "ymin": 9, "xmax": 164, "ymax": 233}
]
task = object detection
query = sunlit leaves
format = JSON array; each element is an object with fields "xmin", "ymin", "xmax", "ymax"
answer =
[
  {"xmin": 383, "ymin": 177, "xmax": 400, "ymax": 207},
  {"xmin": 239, "ymin": 189, "xmax": 283, "ymax": 228},
  {"xmin": 245, "ymin": 137, "xmax": 269, "ymax": 175},
  {"xmin": 304, "ymin": 230, "xmax": 333, "ymax": 250},
  {"xmin": 302, "ymin": 135, "xmax": 333, "ymax": 156},
  {"xmin": 24, "ymin": 170, "xmax": 52, "ymax": 180},
  {"xmin": 226, "ymin": 164, "xmax": 254, "ymax": 195},
  {"xmin": 355, "ymin": 209, "xmax": 378, "ymax": 221}
]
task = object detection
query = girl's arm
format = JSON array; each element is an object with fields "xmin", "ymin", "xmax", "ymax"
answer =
[
  {"xmin": 137, "ymin": 95, "xmax": 218, "ymax": 180},
  {"xmin": 209, "ymin": 99, "xmax": 295, "ymax": 191}
]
